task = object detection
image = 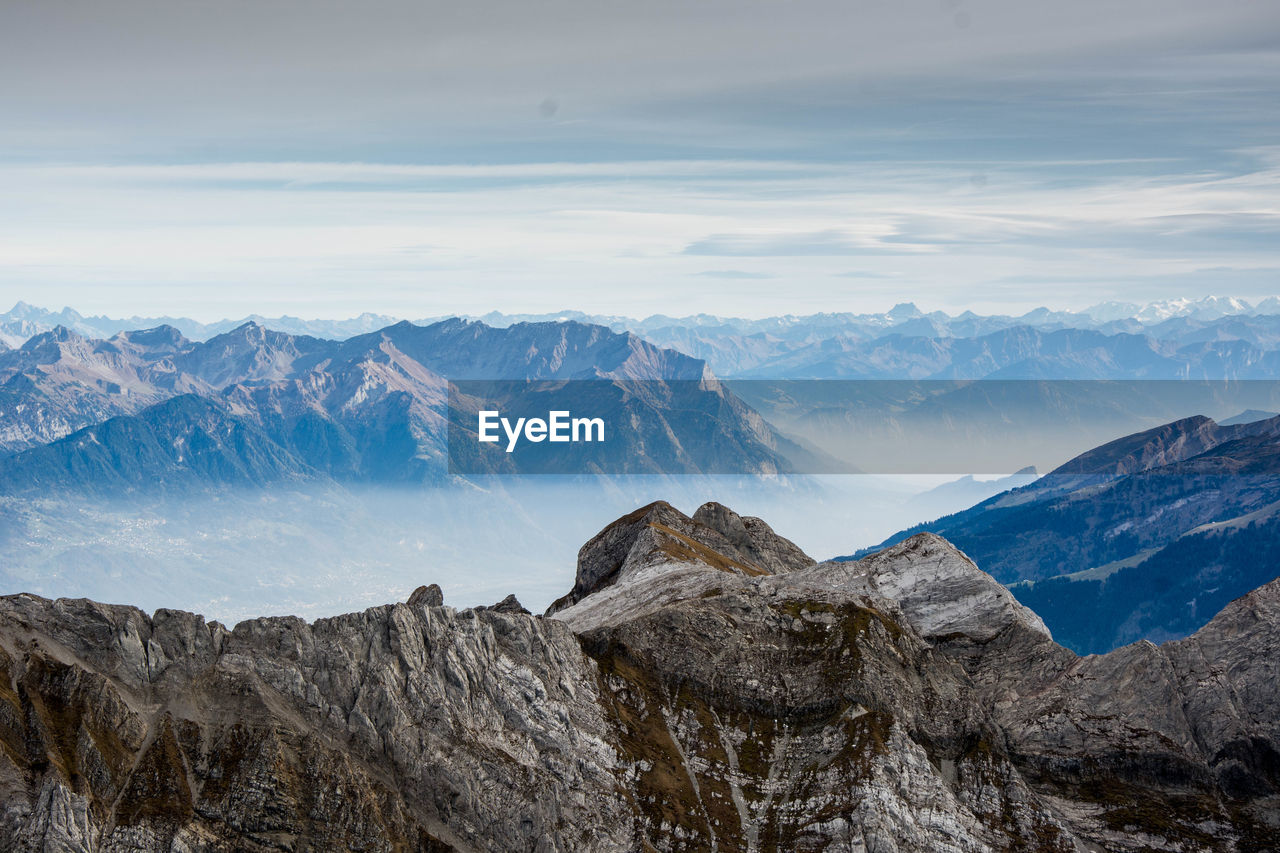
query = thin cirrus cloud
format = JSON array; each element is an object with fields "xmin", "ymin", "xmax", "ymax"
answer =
[
  {"xmin": 14, "ymin": 160, "xmax": 826, "ymax": 185},
  {"xmin": 694, "ymin": 271, "xmax": 777, "ymax": 280},
  {"xmin": 683, "ymin": 230, "xmax": 927, "ymax": 257},
  {"xmin": 0, "ymin": 0, "xmax": 1277, "ymax": 316},
  {"xmin": 1, "ymin": 150, "xmax": 1278, "ymax": 317}
]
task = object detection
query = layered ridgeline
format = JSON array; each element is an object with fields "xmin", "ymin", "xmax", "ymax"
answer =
[
  {"xmin": 0, "ymin": 319, "xmax": 800, "ymax": 489},
  {"xmin": 14, "ymin": 298, "xmax": 1280, "ymax": 379},
  {"xmin": 1, "ymin": 501, "xmax": 1277, "ymax": 851},
  {"xmin": 854, "ymin": 412, "xmax": 1280, "ymax": 653},
  {"xmin": 12, "ymin": 305, "xmax": 1280, "ymax": 486}
]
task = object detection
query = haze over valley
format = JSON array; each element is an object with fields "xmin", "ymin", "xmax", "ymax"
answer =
[{"xmin": 3, "ymin": 298, "xmax": 1280, "ymax": 659}]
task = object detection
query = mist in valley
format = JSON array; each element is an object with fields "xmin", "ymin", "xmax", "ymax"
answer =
[{"xmin": 0, "ymin": 474, "xmax": 1011, "ymax": 625}]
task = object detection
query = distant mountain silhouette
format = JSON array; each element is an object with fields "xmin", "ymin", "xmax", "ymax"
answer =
[{"xmin": 14, "ymin": 297, "xmax": 1280, "ymax": 380}]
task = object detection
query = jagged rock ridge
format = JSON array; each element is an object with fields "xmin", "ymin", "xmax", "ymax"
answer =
[
  {"xmin": 0, "ymin": 503, "xmax": 1277, "ymax": 851},
  {"xmin": 547, "ymin": 500, "xmax": 815, "ymax": 614}
]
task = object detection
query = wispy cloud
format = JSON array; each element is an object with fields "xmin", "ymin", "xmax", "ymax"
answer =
[
  {"xmin": 1, "ymin": 1, "xmax": 1278, "ymax": 317},
  {"xmin": 14, "ymin": 160, "xmax": 829, "ymax": 185},
  {"xmin": 684, "ymin": 230, "xmax": 928, "ymax": 257},
  {"xmin": 693, "ymin": 270, "xmax": 776, "ymax": 280},
  {"xmin": 2, "ymin": 149, "xmax": 1278, "ymax": 317}
]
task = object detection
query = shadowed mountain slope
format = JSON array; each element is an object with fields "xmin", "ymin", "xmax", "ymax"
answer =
[{"xmin": 850, "ymin": 413, "xmax": 1280, "ymax": 652}]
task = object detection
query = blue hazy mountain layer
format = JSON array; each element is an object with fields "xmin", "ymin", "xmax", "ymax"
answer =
[
  {"xmin": 0, "ymin": 318, "xmax": 802, "ymax": 486},
  {"xmin": 15, "ymin": 298, "xmax": 1280, "ymax": 380}
]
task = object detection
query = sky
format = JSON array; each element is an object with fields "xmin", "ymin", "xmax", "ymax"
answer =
[{"xmin": 1, "ymin": 0, "xmax": 1278, "ymax": 320}]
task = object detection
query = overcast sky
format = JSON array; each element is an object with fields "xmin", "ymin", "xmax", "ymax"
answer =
[{"xmin": 1, "ymin": 0, "xmax": 1278, "ymax": 320}]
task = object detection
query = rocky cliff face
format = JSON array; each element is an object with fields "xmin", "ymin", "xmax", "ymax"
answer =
[
  {"xmin": 0, "ymin": 503, "xmax": 1277, "ymax": 851},
  {"xmin": 546, "ymin": 500, "xmax": 815, "ymax": 615}
]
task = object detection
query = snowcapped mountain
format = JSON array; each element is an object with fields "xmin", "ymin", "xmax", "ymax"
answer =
[
  {"xmin": 1133, "ymin": 295, "xmax": 1256, "ymax": 323},
  {"xmin": 6, "ymin": 296, "xmax": 1280, "ymax": 354}
]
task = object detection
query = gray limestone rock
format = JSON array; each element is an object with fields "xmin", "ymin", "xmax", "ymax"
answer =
[
  {"xmin": 0, "ymin": 501, "xmax": 1277, "ymax": 852},
  {"xmin": 408, "ymin": 583, "xmax": 445, "ymax": 608},
  {"xmin": 546, "ymin": 499, "xmax": 814, "ymax": 615}
]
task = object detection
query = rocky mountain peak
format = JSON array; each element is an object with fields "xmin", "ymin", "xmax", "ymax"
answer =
[
  {"xmin": 690, "ymin": 500, "xmax": 816, "ymax": 574},
  {"xmin": 546, "ymin": 500, "xmax": 814, "ymax": 614},
  {"xmin": 110, "ymin": 324, "xmax": 192, "ymax": 356},
  {"xmin": 406, "ymin": 583, "xmax": 444, "ymax": 608},
  {"xmin": 1050, "ymin": 413, "xmax": 1231, "ymax": 479},
  {"xmin": 231, "ymin": 319, "xmax": 265, "ymax": 339},
  {"xmin": 855, "ymin": 532, "xmax": 1051, "ymax": 642},
  {"xmin": 886, "ymin": 301, "xmax": 924, "ymax": 320},
  {"xmin": 19, "ymin": 325, "xmax": 90, "ymax": 358},
  {"xmin": 1220, "ymin": 407, "xmax": 1280, "ymax": 426},
  {"xmin": 386, "ymin": 318, "xmax": 423, "ymax": 333}
]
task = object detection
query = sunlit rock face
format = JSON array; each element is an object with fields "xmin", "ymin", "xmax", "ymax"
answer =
[
  {"xmin": 546, "ymin": 499, "xmax": 815, "ymax": 620},
  {"xmin": 0, "ymin": 502, "xmax": 1277, "ymax": 851}
]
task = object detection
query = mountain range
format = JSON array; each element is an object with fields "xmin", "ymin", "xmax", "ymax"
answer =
[
  {"xmin": 15, "ymin": 297, "xmax": 1280, "ymax": 380},
  {"xmin": 0, "ymin": 318, "xmax": 800, "ymax": 489},
  {"xmin": 0, "ymin": 500, "xmax": 1277, "ymax": 851},
  {"xmin": 7, "ymin": 301, "xmax": 1280, "ymax": 655},
  {"xmin": 15, "ymin": 301, "xmax": 1280, "ymax": 486}
]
